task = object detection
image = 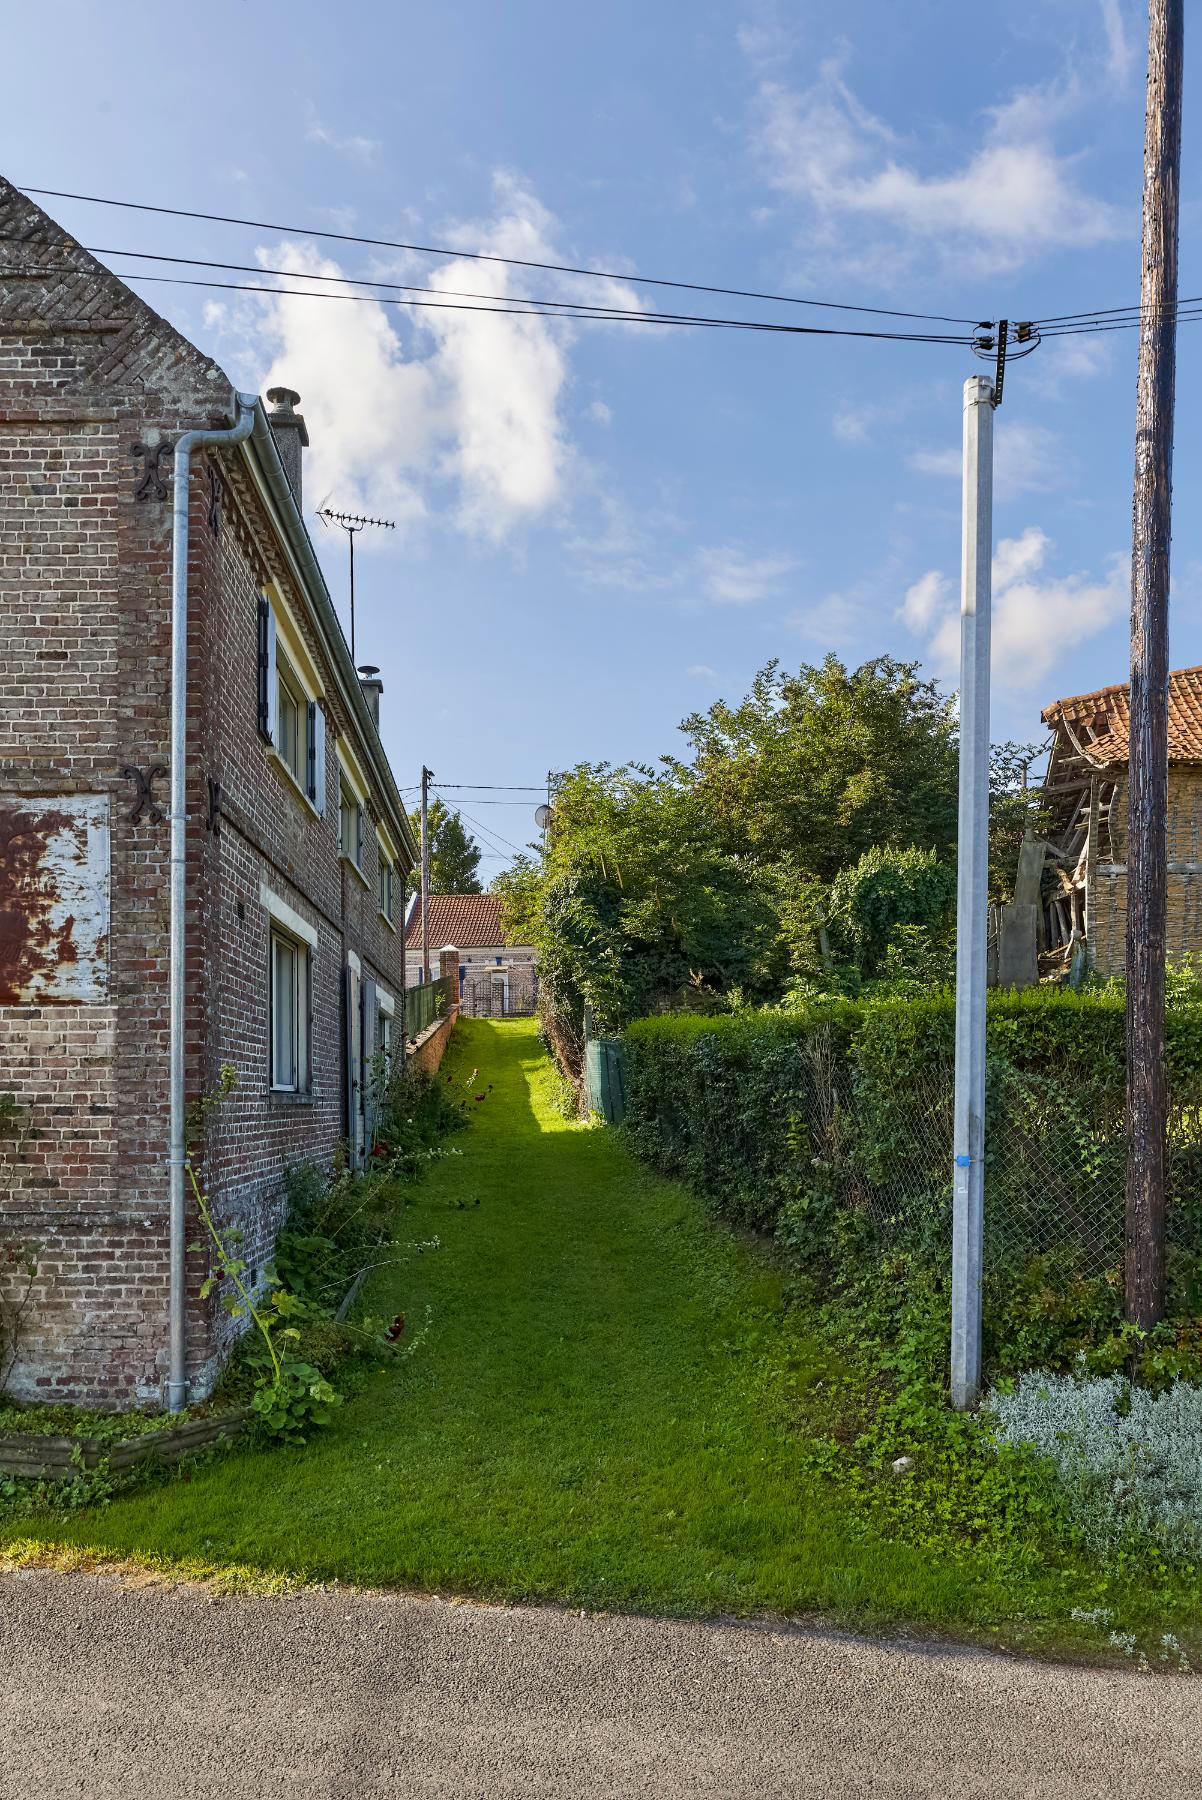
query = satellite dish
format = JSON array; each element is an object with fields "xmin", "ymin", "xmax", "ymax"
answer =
[{"xmin": 535, "ymin": 804, "xmax": 552, "ymax": 829}]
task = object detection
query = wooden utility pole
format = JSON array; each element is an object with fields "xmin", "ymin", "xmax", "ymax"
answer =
[
  {"xmin": 420, "ymin": 765, "xmax": 433, "ymax": 986},
  {"xmin": 1126, "ymin": 0, "xmax": 1184, "ymax": 1330}
]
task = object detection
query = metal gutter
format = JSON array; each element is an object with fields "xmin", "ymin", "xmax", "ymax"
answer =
[
  {"xmin": 237, "ymin": 401, "xmax": 419, "ymax": 864},
  {"xmin": 165, "ymin": 389, "xmax": 418, "ymax": 1409},
  {"xmin": 167, "ymin": 392, "xmax": 257, "ymax": 1412}
]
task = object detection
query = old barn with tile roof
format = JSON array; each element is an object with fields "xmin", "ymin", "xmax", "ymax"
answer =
[{"xmin": 1039, "ymin": 666, "xmax": 1202, "ymax": 976}]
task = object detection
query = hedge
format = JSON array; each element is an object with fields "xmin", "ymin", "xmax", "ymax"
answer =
[{"xmin": 624, "ymin": 990, "xmax": 1202, "ymax": 1269}]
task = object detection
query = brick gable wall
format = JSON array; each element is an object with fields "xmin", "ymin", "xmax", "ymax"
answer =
[{"xmin": 0, "ymin": 182, "xmax": 410, "ymax": 1406}]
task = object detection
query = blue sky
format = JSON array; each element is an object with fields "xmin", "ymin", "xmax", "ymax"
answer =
[{"xmin": 5, "ymin": 1, "xmax": 1199, "ymax": 875}]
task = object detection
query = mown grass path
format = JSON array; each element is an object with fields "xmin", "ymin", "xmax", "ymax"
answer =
[{"xmin": 0, "ymin": 1020, "xmax": 1153, "ymax": 1644}]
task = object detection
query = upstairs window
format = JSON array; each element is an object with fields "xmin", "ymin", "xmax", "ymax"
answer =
[
  {"xmin": 378, "ymin": 853, "xmax": 395, "ymax": 921},
  {"xmin": 339, "ymin": 779, "xmax": 364, "ymax": 868},
  {"xmin": 276, "ymin": 652, "xmax": 306, "ymax": 787},
  {"xmin": 258, "ymin": 595, "xmax": 325, "ymax": 812}
]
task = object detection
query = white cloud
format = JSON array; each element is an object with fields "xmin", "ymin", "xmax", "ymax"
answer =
[
  {"xmin": 695, "ymin": 545, "xmax": 797, "ymax": 604},
  {"xmin": 305, "ymin": 115, "xmax": 381, "ymax": 164},
  {"xmin": 736, "ymin": 8, "xmax": 803, "ymax": 69},
  {"xmin": 908, "ymin": 446, "xmax": 962, "ymax": 480},
  {"xmin": 211, "ymin": 174, "xmax": 643, "ymax": 542},
  {"xmin": 568, "ymin": 506, "xmax": 797, "ymax": 609},
  {"xmin": 1040, "ymin": 330, "xmax": 1114, "ymax": 386},
  {"xmin": 832, "ymin": 407, "xmax": 871, "ymax": 443},
  {"xmin": 587, "ymin": 399, "xmax": 614, "ymax": 425},
  {"xmin": 911, "ymin": 528, "xmax": 1124, "ymax": 689},
  {"xmin": 907, "ymin": 421, "xmax": 1067, "ymax": 502},
  {"xmin": 1099, "ymin": 0, "xmax": 1135, "ymax": 87},
  {"xmin": 900, "ymin": 569, "xmax": 950, "ymax": 632},
  {"xmin": 751, "ymin": 60, "xmax": 1122, "ymax": 280},
  {"xmin": 687, "ymin": 663, "xmax": 719, "ymax": 679}
]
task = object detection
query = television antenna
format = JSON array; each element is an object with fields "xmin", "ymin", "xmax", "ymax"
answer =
[{"xmin": 315, "ymin": 506, "xmax": 395, "ymax": 663}]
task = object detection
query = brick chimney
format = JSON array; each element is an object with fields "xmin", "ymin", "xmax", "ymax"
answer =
[
  {"xmin": 358, "ymin": 663, "xmax": 383, "ymax": 728},
  {"xmin": 266, "ymin": 387, "xmax": 309, "ymax": 506}
]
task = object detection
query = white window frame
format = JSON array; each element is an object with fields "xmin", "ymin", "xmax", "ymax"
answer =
[
  {"xmin": 276, "ymin": 649, "xmax": 307, "ymax": 788},
  {"xmin": 377, "ymin": 851, "xmax": 395, "ymax": 923},
  {"xmin": 339, "ymin": 778, "xmax": 366, "ymax": 875},
  {"xmin": 260, "ymin": 594, "xmax": 327, "ymax": 816},
  {"xmin": 269, "ymin": 925, "xmax": 312, "ymax": 1094}
]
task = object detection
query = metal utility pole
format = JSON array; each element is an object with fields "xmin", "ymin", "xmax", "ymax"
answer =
[
  {"xmin": 315, "ymin": 507, "xmax": 395, "ymax": 663},
  {"xmin": 420, "ymin": 765, "xmax": 433, "ymax": 985},
  {"xmin": 1126, "ymin": 0, "xmax": 1185, "ymax": 1331},
  {"xmin": 951, "ymin": 374, "xmax": 995, "ymax": 1411}
]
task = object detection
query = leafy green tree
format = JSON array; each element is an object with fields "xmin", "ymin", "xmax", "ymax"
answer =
[
  {"xmin": 496, "ymin": 765, "xmax": 787, "ymax": 1036},
  {"xmin": 407, "ymin": 799, "xmax": 484, "ymax": 894},
  {"xmin": 827, "ymin": 845, "xmax": 956, "ymax": 978},
  {"xmin": 989, "ymin": 741, "xmax": 1051, "ymax": 904},
  {"xmin": 672, "ymin": 655, "xmax": 959, "ymax": 880}
]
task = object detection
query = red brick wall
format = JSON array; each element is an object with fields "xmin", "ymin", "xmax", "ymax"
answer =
[
  {"xmin": 0, "ymin": 180, "xmax": 411, "ymax": 1408},
  {"xmin": 408, "ymin": 1010, "xmax": 458, "ymax": 1076}
]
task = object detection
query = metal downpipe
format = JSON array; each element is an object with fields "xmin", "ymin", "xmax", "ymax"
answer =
[{"xmin": 166, "ymin": 395, "xmax": 257, "ymax": 1412}]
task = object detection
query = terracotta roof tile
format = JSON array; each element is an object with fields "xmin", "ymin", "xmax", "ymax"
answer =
[
  {"xmin": 1042, "ymin": 665, "xmax": 1202, "ymax": 765},
  {"xmin": 405, "ymin": 893, "xmax": 509, "ymax": 950}
]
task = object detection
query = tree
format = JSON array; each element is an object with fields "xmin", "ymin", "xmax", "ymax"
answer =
[
  {"xmin": 671, "ymin": 655, "xmax": 959, "ymax": 881},
  {"xmin": 988, "ymin": 741, "xmax": 1050, "ymax": 905},
  {"xmin": 495, "ymin": 765, "xmax": 787, "ymax": 1037},
  {"xmin": 827, "ymin": 846, "xmax": 955, "ymax": 978},
  {"xmin": 407, "ymin": 799, "xmax": 483, "ymax": 893}
]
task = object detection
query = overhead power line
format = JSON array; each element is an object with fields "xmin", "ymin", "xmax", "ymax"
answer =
[
  {"xmin": 16, "ymin": 182, "xmax": 984, "ymax": 327},
  {"xmin": 1034, "ymin": 294, "xmax": 1202, "ymax": 325},
  {"xmin": 439, "ymin": 800, "xmax": 530, "ymax": 858},
  {"xmin": 79, "ymin": 242, "xmax": 757, "ymax": 326},
  {"xmin": 1037, "ymin": 312, "xmax": 1202, "ymax": 339},
  {"xmin": 1, "ymin": 251, "xmax": 978, "ymax": 347}
]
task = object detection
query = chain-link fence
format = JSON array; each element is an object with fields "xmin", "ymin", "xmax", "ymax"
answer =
[{"xmin": 792, "ymin": 1030, "xmax": 1202, "ymax": 1279}]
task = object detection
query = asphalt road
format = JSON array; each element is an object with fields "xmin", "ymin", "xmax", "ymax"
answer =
[{"xmin": 0, "ymin": 1567, "xmax": 1198, "ymax": 1798}]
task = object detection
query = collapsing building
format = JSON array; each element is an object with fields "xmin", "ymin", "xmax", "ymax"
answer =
[{"xmin": 1039, "ymin": 667, "xmax": 1202, "ymax": 977}]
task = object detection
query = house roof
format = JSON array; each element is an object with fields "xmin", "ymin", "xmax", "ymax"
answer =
[
  {"xmin": 0, "ymin": 176, "xmax": 418, "ymax": 869},
  {"xmin": 405, "ymin": 893, "xmax": 509, "ymax": 950},
  {"xmin": 1042, "ymin": 666, "xmax": 1202, "ymax": 767}
]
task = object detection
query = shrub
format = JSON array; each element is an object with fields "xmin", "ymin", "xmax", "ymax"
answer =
[
  {"xmin": 988, "ymin": 1370, "xmax": 1202, "ymax": 1565},
  {"xmin": 827, "ymin": 845, "xmax": 954, "ymax": 977},
  {"xmin": 624, "ymin": 989, "xmax": 1202, "ymax": 1376}
]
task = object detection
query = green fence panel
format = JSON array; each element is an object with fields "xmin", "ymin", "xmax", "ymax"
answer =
[
  {"xmin": 585, "ymin": 1038, "xmax": 628, "ymax": 1124},
  {"xmin": 407, "ymin": 976, "xmax": 453, "ymax": 1041}
]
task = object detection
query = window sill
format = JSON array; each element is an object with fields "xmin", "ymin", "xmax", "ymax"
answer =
[
  {"xmin": 265, "ymin": 745, "xmax": 322, "ymax": 821},
  {"xmin": 341, "ymin": 852, "xmax": 371, "ymax": 891},
  {"xmin": 269, "ymin": 1087, "xmax": 313, "ymax": 1107},
  {"xmin": 378, "ymin": 909, "xmax": 397, "ymax": 933}
]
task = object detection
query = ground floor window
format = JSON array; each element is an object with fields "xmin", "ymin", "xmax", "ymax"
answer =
[{"xmin": 270, "ymin": 927, "xmax": 311, "ymax": 1092}]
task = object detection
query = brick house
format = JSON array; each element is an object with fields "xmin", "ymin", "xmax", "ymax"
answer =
[
  {"xmin": 0, "ymin": 181, "xmax": 418, "ymax": 1408},
  {"xmin": 1040, "ymin": 666, "xmax": 1202, "ymax": 975},
  {"xmin": 405, "ymin": 894, "xmax": 537, "ymax": 1015}
]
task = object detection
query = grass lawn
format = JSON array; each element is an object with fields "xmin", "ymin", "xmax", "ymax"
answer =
[{"xmin": 4, "ymin": 1017, "xmax": 1200, "ymax": 1658}]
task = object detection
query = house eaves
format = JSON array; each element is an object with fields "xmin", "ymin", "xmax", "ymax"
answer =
[{"xmin": 236, "ymin": 402, "xmax": 419, "ymax": 867}]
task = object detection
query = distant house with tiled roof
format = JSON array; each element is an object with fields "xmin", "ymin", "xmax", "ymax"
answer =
[
  {"xmin": 405, "ymin": 893, "xmax": 537, "ymax": 1016},
  {"xmin": 1039, "ymin": 666, "xmax": 1202, "ymax": 975}
]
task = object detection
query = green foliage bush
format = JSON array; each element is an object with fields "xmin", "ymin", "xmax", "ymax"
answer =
[
  {"xmin": 989, "ymin": 1371, "xmax": 1202, "ymax": 1565},
  {"xmin": 625, "ymin": 988, "xmax": 1202, "ymax": 1382},
  {"xmin": 208, "ymin": 1065, "xmax": 461, "ymax": 1438},
  {"xmin": 827, "ymin": 845, "xmax": 955, "ymax": 977}
]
